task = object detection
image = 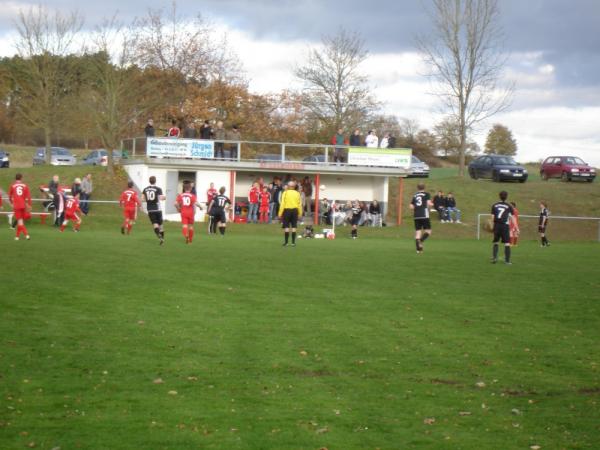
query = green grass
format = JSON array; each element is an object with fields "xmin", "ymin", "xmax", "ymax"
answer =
[{"xmin": 1, "ymin": 220, "xmax": 599, "ymax": 449}]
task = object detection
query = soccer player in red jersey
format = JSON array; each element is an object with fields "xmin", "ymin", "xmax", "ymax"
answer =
[
  {"xmin": 175, "ymin": 180, "xmax": 203, "ymax": 243},
  {"xmin": 8, "ymin": 173, "xmax": 32, "ymax": 240},
  {"xmin": 509, "ymin": 201, "xmax": 520, "ymax": 246},
  {"xmin": 60, "ymin": 196, "xmax": 82, "ymax": 232},
  {"xmin": 258, "ymin": 186, "xmax": 270, "ymax": 223},
  {"xmin": 119, "ymin": 181, "xmax": 141, "ymax": 235}
]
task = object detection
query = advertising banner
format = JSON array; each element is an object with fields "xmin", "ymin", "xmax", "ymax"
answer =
[
  {"xmin": 147, "ymin": 138, "xmax": 214, "ymax": 159},
  {"xmin": 347, "ymin": 147, "xmax": 412, "ymax": 168}
]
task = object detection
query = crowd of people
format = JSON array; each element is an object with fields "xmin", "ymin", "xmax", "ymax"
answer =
[
  {"xmin": 432, "ymin": 190, "xmax": 462, "ymax": 223},
  {"xmin": 330, "ymin": 128, "xmax": 398, "ymax": 163}
]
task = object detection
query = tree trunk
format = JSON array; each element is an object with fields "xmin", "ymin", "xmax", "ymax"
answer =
[
  {"xmin": 44, "ymin": 127, "xmax": 52, "ymax": 164},
  {"xmin": 106, "ymin": 146, "xmax": 114, "ymax": 175}
]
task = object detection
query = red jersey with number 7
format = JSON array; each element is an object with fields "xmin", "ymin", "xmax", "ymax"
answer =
[
  {"xmin": 9, "ymin": 181, "xmax": 32, "ymax": 209},
  {"xmin": 120, "ymin": 189, "xmax": 141, "ymax": 209}
]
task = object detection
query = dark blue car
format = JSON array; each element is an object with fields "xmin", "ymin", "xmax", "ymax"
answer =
[{"xmin": 468, "ymin": 155, "xmax": 528, "ymax": 182}]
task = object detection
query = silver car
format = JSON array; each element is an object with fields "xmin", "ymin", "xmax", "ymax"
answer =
[
  {"xmin": 33, "ymin": 147, "xmax": 77, "ymax": 166},
  {"xmin": 409, "ymin": 155, "xmax": 430, "ymax": 178},
  {"xmin": 82, "ymin": 149, "xmax": 125, "ymax": 166}
]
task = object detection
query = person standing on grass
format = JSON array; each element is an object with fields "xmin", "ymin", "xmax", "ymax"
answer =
[
  {"xmin": 119, "ymin": 181, "xmax": 142, "ymax": 235},
  {"xmin": 142, "ymin": 176, "xmax": 166, "ymax": 245},
  {"xmin": 259, "ymin": 186, "xmax": 271, "ymax": 223},
  {"xmin": 490, "ymin": 191, "xmax": 516, "ymax": 264},
  {"xmin": 8, "ymin": 173, "xmax": 31, "ymax": 241},
  {"xmin": 278, "ymin": 180, "xmax": 302, "ymax": 247},
  {"xmin": 207, "ymin": 187, "xmax": 231, "ymax": 237},
  {"xmin": 60, "ymin": 196, "xmax": 82, "ymax": 233},
  {"xmin": 175, "ymin": 181, "xmax": 203, "ymax": 244},
  {"xmin": 350, "ymin": 199, "xmax": 363, "ymax": 239},
  {"xmin": 509, "ymin": 201, "xmax": 520, "ymax": 246},
  {"xmin": 538, "ymin": 201, "xmax": 550, "ymax": 247},
  {"xmin": 247, "ymin": 181, "xmax": 260, "ymax": 224},
  {"xmin": 80, "ymin": 173, "xmax": 93, "ymax": 215},
  {"xmin": 410, "ymin": 183, "xmax": 433, "ymax": 253}
]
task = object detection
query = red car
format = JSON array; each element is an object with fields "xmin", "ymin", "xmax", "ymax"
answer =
[{"xmin": 540, "ymin": 156, "xmax": 596, "ymax": 182}]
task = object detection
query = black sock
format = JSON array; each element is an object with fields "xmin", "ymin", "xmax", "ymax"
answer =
[
  {"xmin": 220, "ymin": 227, "xmax": 225, "ymax": 235},
  {"xmin": 421, "ymin": 232, "xmax": 430, "ymax": 242},
  {"xmin": 160, "ymin": 231, "xmax": 164, "ymax": 238},
  {"xmin": 543, "ymin": 236, "xmax": 548, "ymax": 245},
  {"xmin": 351, "ymin": 229, "xmax": 357, "ymax": 237},
  {"xmin": 154, "ymin": 228, "xmax": 160, "ymax": 237},
  {"xmin": 505, "ymin": 245, "xmax": 511, "ymax": 262},
  {"xmin": 416, "ymin": 239, "xmax": 421, "ymax": 250},
  {"xmin": 284, "ymin": 232, "xmax": 289, "ymax": 244},
  {"xmin": 292, "ymin": 231, "xmax": 296, "ymax": 243},
  {"xmin": 493, "ymin": 243, "xmax": 499, "ymax": 259}
]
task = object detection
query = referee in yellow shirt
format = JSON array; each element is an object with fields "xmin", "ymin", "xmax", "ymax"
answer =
[{"xmin": 278, "ymin": 181, "xmax": 303, "ymax": 246}]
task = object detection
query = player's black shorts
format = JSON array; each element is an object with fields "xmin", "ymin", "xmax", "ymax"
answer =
[
  {"xmin": 493, "ymin": 223, "xmax": 510, "ymax": 244},
  {"xmin": 414, "ymin": 218, "xmax": 431, "ymax": 230},
  {"xmin": 211, "ymin": 209, "xmax": 227, "ymax": 224},
  {"xmin": 282, "ymin": 209, "xmax": 299, "ymax": 228},
  {"xmin": 351, "ymin": 214, "xmax": 361, "ymax": 226},
  {"xmin": 147, "ymin": 211, "xmax": 163, "ymax": 225}
]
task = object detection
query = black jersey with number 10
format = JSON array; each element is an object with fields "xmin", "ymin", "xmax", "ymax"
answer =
[
  {"xmin": 491, "ymin": 201, "xmax": 514, "ymax": 225},
  {"xmin": 143, "ymin": 186, "xmax": 163, "ymax": 212},
  {"xmin": 411, "ymin": 192, "xmax": 431, "ymax": 219}
]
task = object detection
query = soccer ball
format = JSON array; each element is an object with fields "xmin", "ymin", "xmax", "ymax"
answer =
[{"xmin": 320, "ymin": 184, "xmax": 326, "ymax": 190}]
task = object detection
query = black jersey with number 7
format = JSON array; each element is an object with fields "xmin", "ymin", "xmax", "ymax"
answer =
[{"xmin": 491, "ymin": 201, "xmax": 514, "ymax": 225}]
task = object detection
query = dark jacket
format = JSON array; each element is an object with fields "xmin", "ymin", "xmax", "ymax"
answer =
[
  {"xmin": 349, "ymin": 134, "xmax": 361, "ymax": 146},
  {"xmin": 433, "ymin": 195, "xmax": 447, "ymax": 210},
  {"xmin": 446, "ymin": 197, "xmax": 456, "ymax": 208},
  {"xmin": 144, "ymin": 124, "xmax": 155, "ymax": 137}
]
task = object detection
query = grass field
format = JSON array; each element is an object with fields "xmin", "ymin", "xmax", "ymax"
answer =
[{"xmin": 1, "ymin": 164, "xmax": 600, "ymax": 449}]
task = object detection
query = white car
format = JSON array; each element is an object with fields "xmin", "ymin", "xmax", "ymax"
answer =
[{"xmin": 409, "ymin": 155, "xmax": 430, "ymax": 178}]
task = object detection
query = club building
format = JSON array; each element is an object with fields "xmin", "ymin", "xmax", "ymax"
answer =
[{"xmin": 122, "ymin": 137, "xmax": 412, "ymax": 222}]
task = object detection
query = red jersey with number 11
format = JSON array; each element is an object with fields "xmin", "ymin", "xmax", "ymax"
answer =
[{"xmin": 9, "ymin": 181, "xmax": 32, "ymax": 209}]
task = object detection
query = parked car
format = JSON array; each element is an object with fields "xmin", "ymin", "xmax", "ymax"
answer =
[
  {"xmin": 0, "ymin": 149, "xmax": 9, "ymax": 168},
  {"xmin": 82, "ymin": 149, "xmax": 126, "ymax": 166},
  {"xmin": 256, "ymin": 154, "xmax": 290, "ymax": 162},
  {"xmin": 303, "ymin": 154, "xmax": 327, "ymax": 164},
  {"xmin": 33, "ymin": 147, "xmax": 77, "ymax": 166},
  {"xmin": 408, "ymin": 155, "xmax": 430, "ymax": 178},
  {"xmin": 468, "ymin": 155, "xmax": 528, "ymax": 182},
  {"xmin": 540, "ymin": 156, "xmax": 595, "ymax": 182}
]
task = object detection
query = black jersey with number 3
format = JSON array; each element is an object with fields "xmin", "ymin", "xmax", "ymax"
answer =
[
  {"xmin": 143, "ymin": 185, "xmax": 163, "ymax": 212},
  {"xmin": 411, "ymin": 191, "xmax": 431, "ymax": 219},
  {"xmin": 491, "ymin": 201, "xmax": 514, "ymax": 225}
]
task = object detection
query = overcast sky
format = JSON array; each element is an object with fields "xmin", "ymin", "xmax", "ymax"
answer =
[{"xmin": 1, "ymin": 0, "xmax": 599, "ymax": 164}]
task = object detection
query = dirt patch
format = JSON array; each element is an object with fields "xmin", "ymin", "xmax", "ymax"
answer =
[
  {"xmin": 431, "ymin": 378, "xmax": 461, "ymax": 385},
  {"xmin": 578, "ymin": 387, "xmax": 600, "ymax": 395}
]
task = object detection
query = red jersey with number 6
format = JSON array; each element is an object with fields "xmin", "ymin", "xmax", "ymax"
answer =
[{"xmin": 9, "ymin": 181, "xmax": 31, "ymax": 210}]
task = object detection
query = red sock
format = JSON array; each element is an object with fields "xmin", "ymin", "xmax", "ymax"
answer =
[
  {"xmin": 21, "ymin": 225, "xmax": 28, "ymax": 237},
  {"xmin": 188, "ymin": 228, "xmax": 194, "ymax": 242},
  {"xmin": 60, "ymin": 224, "xmax": 65, "ymax": 232},
  {"xmin": 16, "ymin": 225, "xmax": 23, "ymax": 237},
  {"xmin": 75, "ymin": 223, "xmax": 80, "ymax": 230}
]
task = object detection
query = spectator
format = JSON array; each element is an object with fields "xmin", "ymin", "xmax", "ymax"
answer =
[
  {"xmin": 144, "ymin": 119, "xmax": 155, "ymax": 137},
  {"xmin": 349, "ymin": 128, "xmax": 361, "ymax": 146},
  {"xmin": 214, "ymin": 121, "xmax": 226, "ymax": 159},
  {"xmin": 167, "ymin": 119, "xmax": 180, "ymax": 137},
  {"xmin": 182, "ymin": 119, "xmax": 197, "ymax": 138},
  {"xmin": 331, "ymin": 128, "xmax": 348, "ymax": 164},
  {"xmin": 71, "ymin": 178, "xmax": 82, "ymax": 199},
  {"xmin": 80, "ymin": 173, "xmax": 92, "ymax": 215},
  {"xmin": 48, "ymin": 175, "xmax": 63, "ymax": 226},
  {"xmin": 369, "ymin": 200, "xmax": 382, "ymax": 226},
  {"xmin": 200, "ymin": 120, "xmax": 213, "ymax": 139},
  {"xmin": 227, "ymin": 124, "xmax": 241, "ymax": 160},
  {"xmin": 388, "ymin": 134, "xmax": 397, "ymax": 148},
  {"xmin": 509, "ymin": 201, "xmax": 519, "ymax": 246},
  {"xmin": 247, "ymin": 181, "xmax": 260, "ymax": 223},
  {"xmin": 269, "ymin": 177, "xmax": 282, "ymax": 223},
  {"xmin": 259, "ymin": 186, "xmax": 271, "ymax": 223},
  {"xmin": 433, "ymin": 190, "xmax": 449, "ymax": 222},
  {"xmin": 365, "ymin": 130, "xmax": 379, "ymax": 147},
  {"xmin": 301, "ymin": 176, "xmax": 313, "ymax": 218},
  {"xmin": 319, "ymin": 198, "xmax": 331, "ymax": 225},
  {"xmin": 380, "ymin": 133, "xmax": 390, "ymax": 149},
  {"xmin": 445, "ymin": 192, "xmax": 461, "ymax": 223}
]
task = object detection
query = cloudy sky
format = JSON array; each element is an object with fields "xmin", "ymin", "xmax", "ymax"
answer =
[{"xmin": 1, "ymin": 0, "xmax": 599, "ymax": 165}]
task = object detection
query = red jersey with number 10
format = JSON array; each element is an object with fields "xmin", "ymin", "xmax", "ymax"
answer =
[
  {"xmin": 120, "ymin": 189, "xmax": 141, "ymax": 209},
  {"xmin": 9, "ymin": 181, "xmax": 32, "ymax": 209},
  {"xmin": 176, "ymin": 192, "xmax": 197, "ymax": 214}
]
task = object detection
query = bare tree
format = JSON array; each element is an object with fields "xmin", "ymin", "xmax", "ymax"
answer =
[
  {"xmin": 417, "ymin": 0, "xmax": 513, "ymax": 176},
  {"xmin": 295, "ymin": 28, "xmax": 379, "ymax": 134},
  {"xmin": 131, "ymin": 0, "xmax": 243, "ymax": 111},
  {"xmin": 12, "ymin": 5, "xmax": 83, "ymax": 162},
  {"xmin": 85, "ymin": 18, "xmax": 160, "ymax": 173}
]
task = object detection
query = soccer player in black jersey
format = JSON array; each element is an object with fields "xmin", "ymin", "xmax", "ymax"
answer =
[
  {"xmin": 410, "ymin": 183, "xmax": 433, "ymax": 253},
  {"xmin": 142, "ymin": 176, "xmax": 166, "ymax": 245},
  {"xmin": 207, "ymin": 187, "xmax": 231, "ymax": 236},
  {"xmin": 538, "ymin": 201, "xmax": 550, "ymax": 247},
  {"xmin": 490, "ymin": 191, "xmax": 517, "ymax": 264},
  {"xmin": 350, "ymin": 200, "xmax": 363, "ymax": 239}
]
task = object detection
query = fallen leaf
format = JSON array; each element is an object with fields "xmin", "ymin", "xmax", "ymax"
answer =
[
  {"xmin": 27, "ymin": 443, "xmax": 36, "ymax": 448},
  {"xmin": 153, "ymin": 378, "xmax": 164, "ymax": 384},
  {"xmin": 316, "ymin": 427, "xmax": 329, "ymax": 434},
  {"xmin": 299, "ymin": 350, "xmax": 308, "ymax": 357},
  {"xmin": 475, "ymin": 381, "xmax": 486, "ymax": 388},
  {"xmin": 187, "ymin": 376, "xmax": 198, "ymax": 381},
  {"xmin": 511, "ymin": 408, "xmax": 522, "ymax": 415},
  {"xmin": 137, "ymin": 320, "xmax": 145, "ymax": 325},
  {"xmin": 423, "ymin": 417, "xmax": 436, "ymax": 425},
  {"xmin": 530, "ymin": 446, "xmax": 541, "ymax": 450},
  {"xmin": 458, "ymin": 411, "xmax": 471, "ymax": 416},
  {"xmin": 167, "ymin": 390, "xmax": 178, "ymax": 396}
]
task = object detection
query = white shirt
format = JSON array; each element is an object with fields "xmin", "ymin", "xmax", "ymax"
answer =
[
  {"xmin": 380, "ymin": 137, "xmax": 389, "ymax": 148},
  {"xmin": 365, "ymin": 134, "xmax": 379, "ymax": 148}
]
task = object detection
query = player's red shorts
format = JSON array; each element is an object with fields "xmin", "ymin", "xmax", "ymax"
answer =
[
  {"xmin": 65, "ymin": 212, "xmax": 80, "ymax": 222},
  {"xmin": 123, "ymin": 208, "xmax": 136, "ymax": 220},
  {"xmin": 181, "ymin": 212, "xmax": 195, "ymax": 225},
  {"xmin": 13, "ymin": 208, "xmax": 28, "ymax": 220}
]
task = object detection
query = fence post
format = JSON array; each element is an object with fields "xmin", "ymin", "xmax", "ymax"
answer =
[
  {"xmin": 237, "ymin": 142, "xmax": 241, "ymax": 162},
  {"xmin": 477, "ymin": 214, "xmax": 481, "ymax": 240},
  {"xmin": 132, "ymin": 138, "xmax": 136, "ymax": 156},
  {"xmin": 281, "ymin": 144, "xmax": 286, "ymax": 162},
  {"xmin": 325, "ymin": 146, "xmax": 329, "ymax": 162},
  {"xmin": 120, "ymin": 139, "xmax": 124, "ymax": 151}
]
